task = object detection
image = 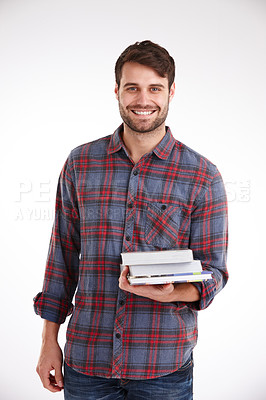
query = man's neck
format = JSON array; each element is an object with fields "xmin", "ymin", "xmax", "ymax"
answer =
[{"xmin": 121, "ymin": 124, "xmax": 166, "ymax": 164}]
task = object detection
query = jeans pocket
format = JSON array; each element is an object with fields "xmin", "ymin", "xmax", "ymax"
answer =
[{"xmin": 178, "ymin": 354, "xmax": 194, "ymax": 372}]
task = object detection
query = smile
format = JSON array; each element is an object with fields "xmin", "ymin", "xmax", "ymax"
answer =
[{"xmin": 132, "ymin": 110, "xmax": 156, "ymax": 115}]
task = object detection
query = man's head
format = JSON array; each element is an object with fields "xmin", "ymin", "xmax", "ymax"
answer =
[
  {"xmin": 115, "ymin": 41, "xmax": 175, "ymax": 134},
  {"xmin": 115, "ymin": 40, "xmax": 175, "ymax": 91}
]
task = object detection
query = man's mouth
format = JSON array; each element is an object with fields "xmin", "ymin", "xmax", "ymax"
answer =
[{"xmin": 131, "ymin": 110, "xmax": 156, "ymax": 116}]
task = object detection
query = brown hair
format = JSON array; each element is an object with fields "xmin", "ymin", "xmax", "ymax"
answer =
[{"xmin": 115, "ymin": 40, "xmax": 175, "ymax": 91}]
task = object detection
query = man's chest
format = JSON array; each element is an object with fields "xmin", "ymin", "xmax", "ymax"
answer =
[{"xmin": 75, "ymin": 157, "xmax": 195, "ymax": 250}]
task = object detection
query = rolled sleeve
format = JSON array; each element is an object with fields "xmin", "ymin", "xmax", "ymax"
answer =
[
  {"xmin": 188, "ymin": 168, "xmax": 228, "ymax": 311},
  {"xmin": 33, "ymin": 154, "xmax": 80, "ymax": 323},
  {"xmin": 33, "ymin": 292, "xmax": 74, "ymax": 324}
]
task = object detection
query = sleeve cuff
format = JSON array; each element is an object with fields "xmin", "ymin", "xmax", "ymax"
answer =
[
  {"xmin": 33, "ymin": 292, "xmax": 74, "ymax": 324},
  {"xmin": 186, "ymin": 281, "xmax": 216, "ymax": 311}
]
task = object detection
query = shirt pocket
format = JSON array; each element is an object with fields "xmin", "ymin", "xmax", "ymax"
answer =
[{"xmin": 144, "ymin": 202, "xmax": 183, "ymax": 249}]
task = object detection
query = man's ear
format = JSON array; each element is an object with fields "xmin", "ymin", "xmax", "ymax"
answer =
[
  {"xmin": 114, "ymin": 83, "xmax": 119, "ymax": 100},
  {"xmin": 169, "ymin": 82, "xmax": 175, "ymax": 102}
]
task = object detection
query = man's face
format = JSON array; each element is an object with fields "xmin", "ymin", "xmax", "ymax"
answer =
[{"xmin": 115, "ymin": 62, "xmax": 175, "ymax": 134}]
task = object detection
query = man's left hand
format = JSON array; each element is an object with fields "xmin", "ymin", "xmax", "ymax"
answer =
[{"xmin": 119, "ymin": 265, "xmax": 176, "ymax": 303}]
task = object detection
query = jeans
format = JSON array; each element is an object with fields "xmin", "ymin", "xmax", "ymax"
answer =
[{"xmin": 64, "ymin": 355, "xmax": 193, "ymax": 400}]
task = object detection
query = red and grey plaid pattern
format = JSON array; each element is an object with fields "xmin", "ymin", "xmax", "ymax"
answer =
[{"xmin": 34, "ymin": 125, "xmax": 228, "ymax": 379}]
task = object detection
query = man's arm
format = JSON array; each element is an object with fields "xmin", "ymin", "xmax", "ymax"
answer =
[
  {"xmin": 36, "ymin": 320, "xmax": 64, "ymax": 393},
  {"xmin": 34, "ymin": 155, "xmax": 80, "ymax": 323},
  {"xmin": 34, "ymin": 154, "xmax": 80, "ymax": 390},
  {"xmin": 119, "ymin": 265, "xmax": 200, "ymax": 303}
]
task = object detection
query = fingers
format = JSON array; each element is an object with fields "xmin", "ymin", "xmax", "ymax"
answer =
[
  {"xmin": 36, "ymin": 363, "xmax": 64, "ymax": 392},
  {"xmin": 54, "ymin": 364, "xmax": 64, "ymax": 389},
  {"xmin": 119, "ymin": 265, "xmax": 175, "ymax": 302},
  {"xmin": 121, "ymin": 265, "xmax": 129, "ymax": 278},
  {"xmin": 119, "ymin": 265, "xmax": 130, "ymax": 289},
  {"xmin": 46, "ymin": 373, "xmax": 63, "ymax": 393}
]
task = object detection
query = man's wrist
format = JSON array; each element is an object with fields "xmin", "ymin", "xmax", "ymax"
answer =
[{"xmin": 42, "ymin": 320, "xmax": 60, "ymax": 343}]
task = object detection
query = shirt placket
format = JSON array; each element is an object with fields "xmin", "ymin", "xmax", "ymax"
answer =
[{"xmin": 111, "ymin": 163, "xmax": 140, "ymax": 378}]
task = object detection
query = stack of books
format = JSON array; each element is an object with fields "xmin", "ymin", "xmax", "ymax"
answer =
[{"xmin": 120, "ymin": 249, "xmax": 212, "ymax": 285}]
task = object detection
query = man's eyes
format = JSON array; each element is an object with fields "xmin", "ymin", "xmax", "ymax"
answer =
[{"xmin": 126, "ymin": 87, "xmax": 161, "ymax": 92}]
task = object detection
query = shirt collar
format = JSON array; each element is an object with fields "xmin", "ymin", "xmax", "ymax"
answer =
[
  {"xmin": 153, "ymin": 126, "xmax": 176, "ymax": 160},
  {"xmin": 107, "ymin": 124, "xmax": 176, "ymax": 160},
  {"xmin": 108, "ymin": 124, "xmax": 124, "ymax": 155}
]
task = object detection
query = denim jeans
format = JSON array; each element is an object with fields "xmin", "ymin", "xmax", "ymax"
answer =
[{"xmin": 64, "ymin": 355, "xmax": 193, "ymax": 400}]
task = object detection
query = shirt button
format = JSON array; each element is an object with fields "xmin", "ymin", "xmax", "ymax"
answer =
[
  {"xmin": 119, "ymin": 300, "xmax": 125, "ymax": 306},
  {"xmin": 116, "ymin": 333, "xmax": 121, "ymax": 339},
  {"xmin": 161, "ymin": 204, "xmax": 167, "ymax": 210},
  {"xmin": 128, "ymin": 203, "xmax": 133, "ymax": 208},
  {"xmin": 126, "ymin": 236, "xmax": 131, "ymax": 241},
  {"xmin": 133, "ymin": 170, "xmax": 139, "ymax": 176}
]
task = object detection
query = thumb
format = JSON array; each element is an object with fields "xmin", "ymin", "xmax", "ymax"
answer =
[
  {"xmin": 161, "ymin": 283, "xmax": 174, "ymax": 292},
  {"xmin": 122, "ymin": 265, "xmax": 129, "ymax": 277},
  {"xmin": 54, "ymin": 363, "xmax": 64, "ymax": 388}
]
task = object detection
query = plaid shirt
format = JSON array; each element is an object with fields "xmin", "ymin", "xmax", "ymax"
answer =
[{"xmin": 34, "ymin": 125, "xmax": 228, "ymax": 379}]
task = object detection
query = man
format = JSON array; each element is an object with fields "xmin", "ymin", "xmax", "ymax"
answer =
[{"xmin": 34, "ymin": 40, "xmax": 228, "ymax": 400}]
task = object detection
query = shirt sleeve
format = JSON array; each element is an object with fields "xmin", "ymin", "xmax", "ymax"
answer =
[
  {"xmin": 187, "ymin": 168, "xmax": 228, "ymax": 311},
  {"xmin": 33, "ymin": 154, "xmax": 80, "ymax": 324}
]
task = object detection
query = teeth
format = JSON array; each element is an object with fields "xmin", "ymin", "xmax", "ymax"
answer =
[{"xmin": 133, "ymin": 111, "xmax": 153, "ymax": 115}]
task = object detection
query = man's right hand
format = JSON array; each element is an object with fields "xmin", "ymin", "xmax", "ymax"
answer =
[{"xmin": 36, "ymin": 320, "xmax": 64, "ymax": 392}]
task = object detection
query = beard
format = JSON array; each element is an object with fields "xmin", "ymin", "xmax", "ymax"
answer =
[{"xmin": 118, "ymin": 100, "xmax": 169, "ymax": 134}]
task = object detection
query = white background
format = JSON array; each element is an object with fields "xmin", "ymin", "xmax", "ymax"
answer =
[{"xmin": 0, "ymin": 0, "xmax": 265, "ymax": 399}]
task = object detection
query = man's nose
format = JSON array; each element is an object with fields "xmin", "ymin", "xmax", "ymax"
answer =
[{"xmin": 136, "ymin": 90, "xmax": 150, "ymax": 106}]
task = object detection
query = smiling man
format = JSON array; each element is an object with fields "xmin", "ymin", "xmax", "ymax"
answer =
[
  {"xmin": 116, "ymin": 62, "xmax": 173, "ymax": 134},
  {"xmin": 115, "ymin": 61, "xmax": 175, "ymax": 165},
  {"xmin": 34, "ymin": 41, "xmax": 228, "ymax": 400}
]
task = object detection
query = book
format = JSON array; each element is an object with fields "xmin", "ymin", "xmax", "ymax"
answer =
[
  {"xmin": 128, "ymin": 271, "xmax": 212, "ymax": 285},
  {"xmin": 121, "ymin": 249, "xmax": 193, "ymax": 266},
  {"xmin": 128, "ymin": 260, "xmax": 202, "ymax": 277},
  {"xmin": 120, "ymin": 249, "xmax": 212, "ymax": 285}
]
